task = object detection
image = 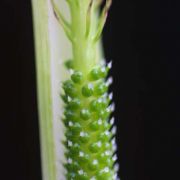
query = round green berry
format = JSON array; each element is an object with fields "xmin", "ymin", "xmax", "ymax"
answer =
[
  {"xmin": 64, "ymin": 59, "xmax": 73, "ymax": 69},
  {"xmin": 101, "ymin": 97, "xmax": 109, "ymax": 108},
  {"xmin": 88, "ymin": 159, "xmax": 99, "ymax": 171},
  {"xmin": 80, "ymin": 109, "xmax": 91, "ymax": 120},
  {"xmin": 71, "ymin": 122, "xmax": 82, "ymax": 135},
  {"xmin": 65, "ymin": 131, "xmax": 74, "ymax": 140},
  {"xmin": 63, "ymin": 80, "xmax": 77, "ymax": 97},
  {"xmin": 72, "ymin": 161, "xmax": 80, "ymax": 171},
  {"xmin": 64, "ymin": 110, "xmax": 78, "ymax": 121},
  {"xmin": 89, "ymin": 66, "xmax": 108, "ymax": 81},
  {"xmin": 89, "ymin": 121, "xmax": 99, "ymax": 131},
  {"xmin": 68, "ymin": 98, "xmax": 81, "ymax": 109},
  {"xmin": 89, "ymin": 119, "xmax": 103, "ymax": 131},
  {"xmin": 66, "ymin": 172, "xmax": 76, "ymax": 179},
  {"xmin": 99, "ymin": 131, "xmax": 111, "ymax": 142},
  {"xmin": 89, "ymin": 141, "xmax": 102, "ymax": 153},
  {"xmin": 66, "ymin": 160, "xmax": 80, "ymax": 172},
  {"xmin": 98, "ymin": 109, "xmax": 110, "ymax": 119},
  {"xmin": 95, "ymin": 82, "xmax": 108, "ymax": 95},
  {"xmin": 82, "ymin": 83, "xmax": 94, "ymax": 97},
  {"xmin": 70, "ymin": 143, "xmax": 81, "ymax": 155},
  {"xmin": 89, "ymin": 99, "xmax": 103, "ymax": 112},
  {"xmin": 90, "ymin": 68, "xmax": 101, "ymax": 80},
  {"xmin": 78, "ymin": 152, "xmax": 89, "ymax": 164},
  {"xmin": 99, "ymin": 66, "xmax": 108, "ymax": 78},
  {"xmin": 61, "ymin": 94, "xmax": 68, "ymax": 103},
  {"xmin": 102, "ymin": 121, "xmax": 111, "ymax": 130},
  {"xmin": 96, "ymin": 168, "xmax": 112, "ymax": 180},
  {"xmin": 79, "ymin": 132, "xmax": 90, "ymax": 143},
  {"xmin": 76, "ymin": 170, "xmax": 88, "ymax": 180},
  {"xmin": 71, "ymin": 71, "xmax": 83, "ymax": 84}
]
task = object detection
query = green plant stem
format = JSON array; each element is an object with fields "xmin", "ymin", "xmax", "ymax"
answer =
[
  {"xmin": 32, "ymin": 1, "xmax": 56, "ymax": 179},
  {"xmin": 70, "ymin": 2, "xmax": 97, "ymax": 73}
]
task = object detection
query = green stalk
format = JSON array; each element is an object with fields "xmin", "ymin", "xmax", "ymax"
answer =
[{"xmin": 32, "ymin": 1, "xmax": 56, "ymax": 180}]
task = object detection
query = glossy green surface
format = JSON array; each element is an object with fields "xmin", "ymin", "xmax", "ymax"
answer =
[{"xmin": 62, "ymin": 65, "xmax": 117, "ymax": 179}]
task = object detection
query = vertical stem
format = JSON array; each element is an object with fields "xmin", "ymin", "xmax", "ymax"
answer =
[
  {"xmin": 32, "ymin": 0, "xmax": 56, "ymax": 180},
  {"xmin": 70, "ymin": 2, "xmax": 97, "ymax": 73}
]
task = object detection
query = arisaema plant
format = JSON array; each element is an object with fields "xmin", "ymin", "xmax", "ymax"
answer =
[{"xmin": 32, "ymin": 0, "xmax": 119, "ymax": 179}]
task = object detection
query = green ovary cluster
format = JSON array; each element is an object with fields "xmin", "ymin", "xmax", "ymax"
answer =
[
  {"xmin": 62, "ymin": 62, "xmax": 117, "ymax": 180},
  {"xmin": 50, "ymin": 0, "xmax": 118, "ymax": 178}
]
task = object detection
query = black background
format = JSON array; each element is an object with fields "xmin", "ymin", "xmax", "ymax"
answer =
[{"xmin": 0, "ymin": 0, "xmax": 180, "ymax": 180}]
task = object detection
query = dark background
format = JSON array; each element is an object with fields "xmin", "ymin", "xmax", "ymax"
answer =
[{"xmin": 0, "ymin": 0, "xmax": 180, "ymax": 180}]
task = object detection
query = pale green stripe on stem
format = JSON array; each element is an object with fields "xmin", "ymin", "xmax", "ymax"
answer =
[{"xmin": 32, "ymin": 0, "xmax": 56, "ymax": 180}]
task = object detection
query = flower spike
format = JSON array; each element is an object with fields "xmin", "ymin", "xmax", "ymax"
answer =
[{"xmin": 50, "ymin": 0, "xmax": 118, "ymax": 179}]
